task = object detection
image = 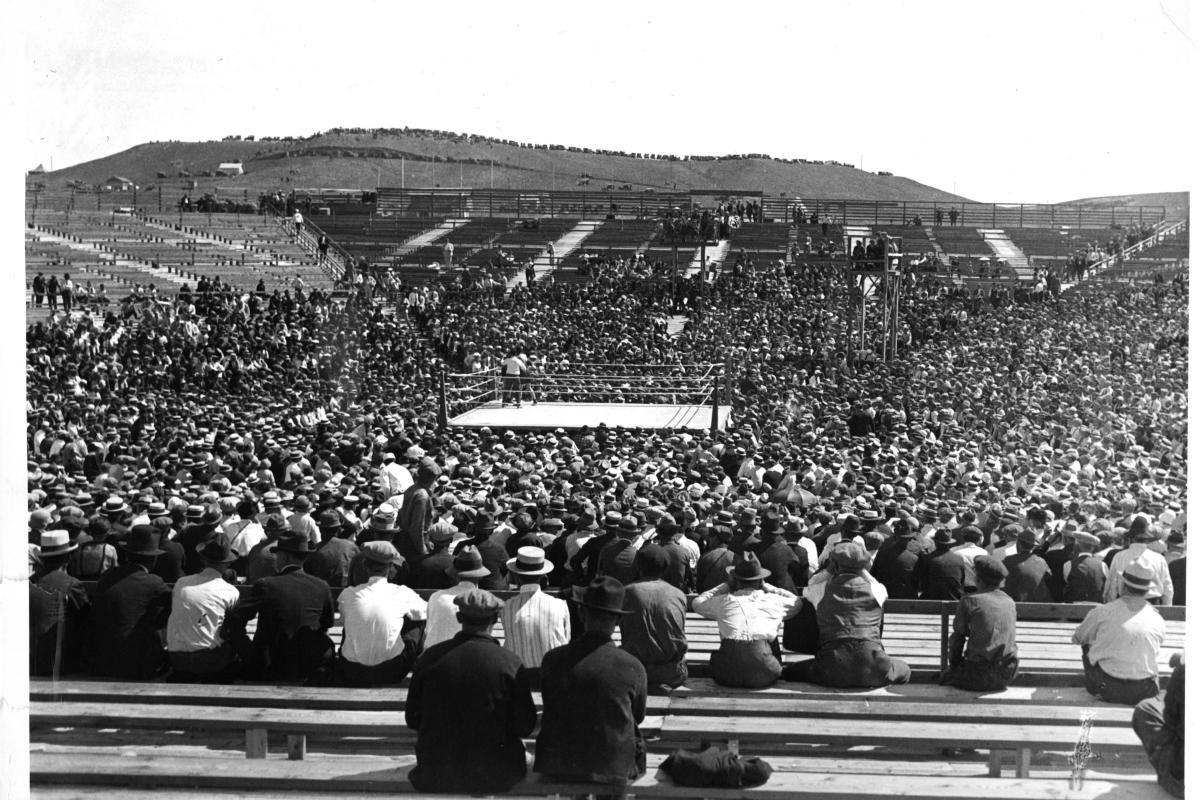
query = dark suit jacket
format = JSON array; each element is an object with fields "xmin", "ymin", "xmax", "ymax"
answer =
[
  {"xmin": 570, "ymin": 531, "xmax": 615, "ymax": 581},
  {"xmin": 1168, "ymin": 556, "xmax": 1186, "ymax": 605},
  {"xmin": 412, "ymin": 548, "xmax": 456, "ymax": 591},
  {"xmin": 87, "ymin": 564, "xmax": 171, "ymax": 679},
  {"xmin": 450, "ymin": 537, "xmax": 508, "ymax": 590},
  {"xmin": 152, "ymin": 538, "xmax": 186, "ymax": 583},
  {"xmin": 406, "ymin": 631, "xmax": 537, "ymax": 793},
  {"xmin": 535, "ymin": 631, "xmax": 648, "ymax": 785},
  {"xmin": 305, "ymin": 538, "xmax": 359, "ymax": 587},
  {"xmin": 1002, "ymin": 553, "xmax": 1053, "ymax": 602},
  {"xmin": 224, "ymin": 565, "xmax": 334, "ymax": 681},
  {"xmin": 918, "ymin": 547, "xmax": 971, "ymax": 600},
  {"xmin": 696, "ymin": 546, "xmax": 736, "ymax": 592},
  {"xmin": 755, "ymin": 538, "xmax": 805, "ymax": 594},
  {"xmin": 871, "ymin": 535, "xmax": 921, "ymax": 599},
  {"xmin": 30, "ymin": 569, "xmax": 90, "ymax": 675},
  {"xmin": 654, "ymin": 539, "xmax": 693, "ymax": 592}
]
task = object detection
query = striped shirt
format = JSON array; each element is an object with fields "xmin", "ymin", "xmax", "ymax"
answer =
[{"xmin": 501, "ymin": 584, "xmax": 570, "ymax": 668}]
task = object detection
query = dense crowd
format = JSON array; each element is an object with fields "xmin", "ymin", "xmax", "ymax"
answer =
[{"xmin": 27, "ymin": 246, "xmax": 1187, "ymax": 793}]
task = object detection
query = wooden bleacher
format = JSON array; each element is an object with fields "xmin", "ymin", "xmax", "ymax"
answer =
[{"xmin": 28, "ymin": 586, "xmax": 1182, "ymax": 797}]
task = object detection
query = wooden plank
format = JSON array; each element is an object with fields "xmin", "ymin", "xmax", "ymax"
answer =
[
  {"xmin": 286, "ymin": 734, "xmax": 306, "ymax": 761},
  {"xmin": 666, "ymin": 696, "xmax": 1133, "ymax": 727},
  {"xmin": 27, "ymin": 752, "xmax": 1170, "ymax": 799},
  {"xmin": 658, "ymin": 716, "xmax": 1143, "ymax": 752},
  {"xmin": 245, "ymin": 729, "xmax": 267, "ymax": 759}
]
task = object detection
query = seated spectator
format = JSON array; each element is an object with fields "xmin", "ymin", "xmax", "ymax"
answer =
[
  {"xmin": 166, "ymin": 536, "xmax": 241, "ymax": 682},
  {"xmin": 1132, "ymin": 652, "xmax": 1184, "ymax": 797},
  {"xmin": 1003, "ymin": 528, "xmax": 1053, "ymax": 602},
  {"xmin": 693, "ymin": 551, "xmax": 800, "ymax": 689},
  {"xmin": 1064, "ymin": 531, "xmax": 1108, "ymax": 603},
  {"xmin": 620, "ymin": 544, "xmax": 689, "ymax": 693},
  {"xmin": 784, "ymin": 541, "xmax": 910, "ymax": 688},
  {"xmin": 424, "ymin": 546, "xmax": 491, "ymax": 648},
  {"xmin": 1073, "ymin": 560, "xmax": 1166, "ymax": 704},
  {"xmin": 29, "ymin": 530, "xmax": 89, "ymax": 676},
  {"xmin": 940, "ymin": 556, "xmax": 1019, "ymax": 691},
  {"xmin": 500, "ymin": 547, "xmax": 570, "ymax": 685},
  {"xmin": 87, "ymin": 526, "xmax": 172, "ymax": 679},
  {"xmin": 918, "ymin": 527, "xmax": 972, "ymax": 600},
  {"xmin": 406, "ymin": 589, "xmax": 536, "ymax": 794},
  {"xmin": 338, "ymin": 541, "xmax": 427, "ymax": 687}
]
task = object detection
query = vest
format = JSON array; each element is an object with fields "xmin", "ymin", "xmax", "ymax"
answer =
[
  {"xmin": 815, "ymin": 574, "xmax": 883, "ymax": 646},
  {"xmin": 1065, "ymin": 553, "xmax": 1106, "ymax": 604}
]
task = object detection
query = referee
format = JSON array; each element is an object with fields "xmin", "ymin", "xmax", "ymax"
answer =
[{"xmin": 500, "ymin": 348, "xmax": 527, "ymax": 408}]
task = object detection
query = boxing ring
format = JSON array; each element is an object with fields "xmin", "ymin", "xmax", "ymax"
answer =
[{"xmin": 440, "ymin": 363, "xmax": 733, "ymax": 432}]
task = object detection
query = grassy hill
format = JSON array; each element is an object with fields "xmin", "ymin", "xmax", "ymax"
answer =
[
  {"xmin": 1057, "ymin": 192, "xmax": 1189, "ymax": 221},
  {"xmin": 32, "ymin": 128, "xmax": 970, "ymax": 203}
]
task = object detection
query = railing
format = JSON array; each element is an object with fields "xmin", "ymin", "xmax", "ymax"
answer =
[
  {"xmin": 1073, "ymin": 218, "xmax": 1188, "ymax": 284},
  {"xmin": 262, "ymin": 206, "xmax": 349, "ymax": 282},
  {"xmin": 794, "ymin": 198, "xmax": 1173, "ymax": 230}
]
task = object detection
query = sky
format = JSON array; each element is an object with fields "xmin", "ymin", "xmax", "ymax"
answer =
[{"xmin": 19, "ymin": 0, "xmax": 1199, "ymax": 203}]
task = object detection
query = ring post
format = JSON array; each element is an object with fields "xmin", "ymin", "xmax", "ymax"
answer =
[
  {"xmin": 438, "ymin": 367, "xmax": 449, "ymax": 430},
  {"xmin": 710, "ymin": 374, "xmax": 720, "ymax": 435}
]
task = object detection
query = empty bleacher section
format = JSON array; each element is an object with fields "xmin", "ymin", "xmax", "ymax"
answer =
[
  {"xmin": 725, "ymin": 222, "xmax": 791, "ymax": 263},
  {"xmin": 313, "ymin": 214, "xmax": 442, "ymax": 265},
  {"xmin": 797, "ymin": 198, "xmax": 1170, "ymax": 230}
]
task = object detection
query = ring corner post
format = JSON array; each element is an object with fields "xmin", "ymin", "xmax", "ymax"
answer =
[
  {"xmin": 438, "ymin": 367, "xmax": 449, "ymax": 430},
  {"xmin": 710, "ymin": 372, "xmax": 721, "ymax": 435}
]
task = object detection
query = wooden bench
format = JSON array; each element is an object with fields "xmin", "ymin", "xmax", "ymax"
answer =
[{"xmin": 29, "ymin": 750, "xmax": 1169, "ymax": 798}]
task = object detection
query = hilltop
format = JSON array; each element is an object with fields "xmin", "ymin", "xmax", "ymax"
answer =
[
  {"xmin": 1056, "ymin": 192, "xmax": 1189, "ymax": 222},
  {"xmin": 33, "ymin": 128, "xmax": 970, "ymax": 202}
]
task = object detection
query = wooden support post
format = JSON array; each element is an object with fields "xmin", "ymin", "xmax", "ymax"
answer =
[
  {"xmin": 710, "ymin": 374, "xmax": 720, "ymax": 436},
  {"xmin": 246, "ymin": 728, "xmax": 268, "ymax": 759},
  {"xmin": 438, "ymin": 368, "xmax": 449, "ymax": 429},
  {"xmin": 287, "ymin": 734, "xmax": 307, "ymax": 761},
  {"xmin": 987, "ymin": 750, "xmax": 1002, "ymax": 777},
  {"xmin": 940, "ymin": 606, "xmax": 950, "ymax": 673},
  {"xmin": 1016, "ymin": 748, "xmax": 1031, "ymax": 778}
]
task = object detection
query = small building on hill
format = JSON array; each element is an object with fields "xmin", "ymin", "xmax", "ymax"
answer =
[
  {"xmin": 218, "ymin": 162, "xmax": 245, "ymax": 175},
  {"xmin": 103, "ymin": 176, "xmax": 136, "ymax": 191}
]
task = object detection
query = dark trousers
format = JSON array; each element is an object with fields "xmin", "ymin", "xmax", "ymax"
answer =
[
  {"xmin": 940, "ymin": 653, "xmax": 1019, "ymax": 693},
  {"xmin": 709, "ymin": 640, "xmax": 781, "ymax": 689},
  {"xmin": 1082, "ymin": 655, "xmax": 1160, "ymax": 705},
  {"xmin": 783, "ymin": 639, "xmax": 910, "ymax": 689},
  {"xmin": 168, "ymin": 643, "xmax": 238, "ymax": 683},
  {"xmin": 1132, "ymin": 696, "xmax": 1184, "ymax": 797}
]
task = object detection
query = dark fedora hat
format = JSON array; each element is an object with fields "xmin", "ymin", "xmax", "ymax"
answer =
[
  {"xmin": 578, "ymin": 576, "xmax": 628, "ymax": 615},
  {"xmin": 447, "ymin": 546, "xmax": 491, "ymax": 579},
  {"xmin": 123, "ymin": 524, "xmax": 165, "ymax": 557},
  {"xmin": 195, "ymin": 535, "xmax": 237, "ymax": 565},
  {"xmin": 275, "ymin": 532, "xmax": 316, "ymax": 555},
  {"xmin": 726, "ymin": 550, "xmax": 771, "ymax": 581}
]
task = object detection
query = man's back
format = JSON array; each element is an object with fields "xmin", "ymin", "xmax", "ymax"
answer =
[
  {"xmin": 598, "ymin": 537, "xmax": 638, "ymax": 585},
  {"xmin": 620, "ymin": 579, "xmax": 687, "ymax": 666},
  {"xmin": 920, "ymin": 548, "xmax": 970, "ymax": 600},
  {"xmin": 406, "ymin": 632, "xmax": 537, "ymax": 793},
  {"xmin": 871, "ymin": 537, "xmax": 920, "ymax": 599},
  {"xmin": 88, "ymin": 565, "xmax": 171, "ymax": 678},
  {"xmin": 696, "ymin": 546, "xmax": 735, "ymax": 592},
  {"xmin": 535, "ymin": 632, "xmax": 648, "ymax": 784},
  {"xmin": 1003, "ymin": 553, "xmax": 1053, "ymax": 602},
  {"xmin": 501, "ymin": 586, "xmax": 570, "ymax": 669}
]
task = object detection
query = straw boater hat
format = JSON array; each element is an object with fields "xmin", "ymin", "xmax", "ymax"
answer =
[{"xmin": 506, "ymin": 546, "xmax": 554, "ymax": 576}]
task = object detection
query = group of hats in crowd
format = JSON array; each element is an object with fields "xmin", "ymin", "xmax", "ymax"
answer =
[{"xmin": 26, "ymin": 245, "xmax": 1186, "ymax": 574}]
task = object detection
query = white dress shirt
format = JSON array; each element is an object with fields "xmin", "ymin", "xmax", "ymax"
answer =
[
  {"xmin": 1105, "ymin": 545, "xmax": 1173, "ymax": 604},
  {"xmin": 693, "ymin": 583, "xmax": 802, "ymax": 641},
  {"xmin": 424, "ymin": 581, "xmax": 481, "ymax": 648},
  {"xmin": 338, "ymin": 576, "xmax": 427, "ymax": 666},
  {"xmin": 1073, "ymin": 597, "xmax": 1165, "ymax": 680},
  {"xmin": 500, "ymin": 584, "xmax": 570, "ymax": 668},
  {"xmin": 166, "ymin": 568, "xmax": 241, "ymax": 653}
]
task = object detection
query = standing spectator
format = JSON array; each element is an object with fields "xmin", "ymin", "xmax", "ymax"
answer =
[
  {"xmin": 1073, "ymin": 561, "xmax": 1166, "ymax": 705},
  {"xmin": 32, "ymin": 271, "xmax": 46, "ymax": 307},
  {"xmin": 500, "ymin": 547, "xmax": 570, "ymax": 685},
  {"xmin": 406, "ymin": 589, "xmax": 536, "ymax": 794},
  {"xmin": 620, "ymin": 544, "xmax": 689, "ymax": 693},
  {"xmin": 396, "ymin": 459, "xmax": 439, "ymax": 564},
  {"xmin": 940, "ymin": 556, "xmax": 1019, "ymax": 691},
  {"xmin": 693, "ymin": 551, "xmax": 801, "ymax": 688},
  {"xmin": 292, "ymin": 208, "xmax": 304, "ymax": 239},
  {"xmin": 46, "ymin": 273, "xmax": 59, "ymax": 311},
  {"xmin": 87, "ymin": 526, "xmax": 172, "ymax": 679},
  {"xmin": 535, "ymin": 577, "xmax": 648, "ymax": 795},
  {"xmin": 949, "ymin": 207, "xmax": 959, "ymax": 226},
  {"xmin": 338, "ymin": 541, "xmax": 427, "ymax": 687},
  {"xmin": 165, "ymin": 536, "xmax": 241, "ymax": 682},
  {"xmin": 60, "ymin": 273, "xmax": 75, "ymax": 313},
  {"xmin": 316, "ymin": 233, "xmax": 329, "ymax": 264}
]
